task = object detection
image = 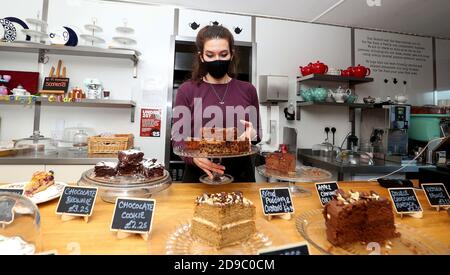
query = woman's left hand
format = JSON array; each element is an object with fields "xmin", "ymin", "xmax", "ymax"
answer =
[{"xmin": 239, "ymin": 120, "xmax": 257, "ymax": 141}]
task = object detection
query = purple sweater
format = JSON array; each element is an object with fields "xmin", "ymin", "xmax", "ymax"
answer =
[{"xmin": 172, "ymin": 78, "xmax": 262, "ymax": 165}]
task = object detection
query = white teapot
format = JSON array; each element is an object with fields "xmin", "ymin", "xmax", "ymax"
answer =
[
  {"xmin": 11, "ymin": 85, "xmax": 30, "ymax": 96},
  {"xmin": 329, "ymin": 86, "xmax": 351, "ymax": 103}
]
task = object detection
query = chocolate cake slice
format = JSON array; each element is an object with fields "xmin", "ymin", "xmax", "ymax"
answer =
[
  {"xmin": 142, "ymin": 158, "xmax": 164, "ymax": 178},
  {"xmin": 117, "ymin": 162, "xmax": 142, "ymax": 176},
  {"xmin": 118, "ymin": 149, "xmax": 144, "ymax": 165},
  {"xmin": 323, "ymin": 189, "xmax": 400, "ymax": 246},
  {"xmin": 94, "ymin": 161, "xmax": 117, "ymax": 177}
]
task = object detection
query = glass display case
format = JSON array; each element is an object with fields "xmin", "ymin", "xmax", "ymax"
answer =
[{"xmin": 0, "ymin": 192, "xmax": 41, "ymax": 255}]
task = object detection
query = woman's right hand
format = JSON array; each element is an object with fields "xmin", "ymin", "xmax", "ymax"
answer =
[{"xmin": 193, "ymin": 158, "xmax": 225, "ymax": 179}]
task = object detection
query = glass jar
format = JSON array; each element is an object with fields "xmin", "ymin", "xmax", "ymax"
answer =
[
  {"xmin": 73, "ymin": 129, "xmax": 89, "ymax": 149},
  {"xmin": 0, "ymin": 193, "xmax": 41, "ymax": 254}
]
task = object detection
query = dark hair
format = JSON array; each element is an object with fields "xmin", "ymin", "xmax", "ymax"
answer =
[{"xmin": 191, "ymin": 25, "xmax": 239, "ymax": 83}]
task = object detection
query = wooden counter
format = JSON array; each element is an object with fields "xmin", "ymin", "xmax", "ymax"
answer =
[{"xmin": 4, "ymin": 182, "xmax": 450, "ymax": 254}]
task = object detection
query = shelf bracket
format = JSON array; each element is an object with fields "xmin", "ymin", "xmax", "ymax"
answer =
[
  {"xmin": 296, "ymin": 105, "xmax": 301, "ymax": 121},
  {"xmin": 131, "ymin": 105, "xmax": 136, "ymax": 123},
  {"xmin": 132, "ymin": 55, "xmax": 139, "ymax": 78}
]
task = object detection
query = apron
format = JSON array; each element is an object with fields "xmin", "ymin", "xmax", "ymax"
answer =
[{"xmin": 182, "ymin": 155, "xmax": 256, "ymax": 183}]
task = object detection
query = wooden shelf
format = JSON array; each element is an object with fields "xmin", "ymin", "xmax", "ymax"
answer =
[{"xmin": 297, "ymin": 74, "xmax": 374, "ymax": 85}]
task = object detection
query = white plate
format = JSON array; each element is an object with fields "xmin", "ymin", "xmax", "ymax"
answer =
[
  {"xmin": 115, "ymin": 26, "xmax": 134, "ymax": 34},
  {"xmin": 48, "ymin": 27, "xmax": 69, "ymax": 45},
  {"xmin": 2, "ymin": 181, "xmax": 67, "ymax": 204},
  {"xmin": 112, "ymin": 36, "xmax": 136, "ymax": 45}
]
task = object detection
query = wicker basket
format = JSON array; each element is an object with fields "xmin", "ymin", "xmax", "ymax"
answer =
[{"xmin": 88, "ymin": 134, "xmax": 134, "ymax": 154}]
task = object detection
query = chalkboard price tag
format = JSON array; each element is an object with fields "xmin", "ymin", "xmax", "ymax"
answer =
[
  {"xmin": 110, "ymin": 197, "xmax": 156, "ymax": 240},
  {"xmin": 42, "ymin": 77, "xmax": 70, "ymax": 93},
  {"xmin": 55, "ymin": 186, "xmax": 98, "ymax": 219},
  {"xmin": 388, "ymin": 188, "xmax": 423, "ymax": 215},
  {"xmin": 0, "ymin": 188, "xmax": 24, "ymax": 196},
  {"xmin": 259, "ymin": 188, "xmax": 294, "ymax": 217},
  {"xmin": 258, "ymin": 242, "xmax": 310, "ymax": 255},
  {"xmin": 315, "ymin": 181, "xmax": 339, "ymax": 206},
  {"xmin": 421, "ymin": 183, "xmax": 450, "ymax": 209}
]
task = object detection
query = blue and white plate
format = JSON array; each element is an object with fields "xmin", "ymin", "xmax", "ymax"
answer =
[
  {"xmin": 48, "ymin": 26, "xmax": 70, "ymax": 45},
  {"xmin": 4, "ymin": 17, "xmax": 30, "ymax": 41},
  {"xmin": 63, "ymin": 26, "xmax": 78, "ymax": 47},
  {"xmin": 0, "ymin": 18, "xmax": 17, "ymax": 42}
]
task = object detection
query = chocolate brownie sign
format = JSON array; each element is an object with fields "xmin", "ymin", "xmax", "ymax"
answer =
[
  {"xmin": 111, "ymin": 198, "xmax": 155, "ymax": 234},
  {"xmin": 388, "ymin": 188, "xmax": 422, "ymax": 214},
  {"xmin": 315, "ymin": 182, "xmax": 339, "ymax": 206},
  {"xmin": 259, "ymin": 188, "xmax": 294, "ymax": 216},
  {"xmin": 421, "ymin": 183, "xmax": 450, "ymax": 207},
  {"xmin": 56, "ymin": 186, "xmax": 98, "ymax": 216}
]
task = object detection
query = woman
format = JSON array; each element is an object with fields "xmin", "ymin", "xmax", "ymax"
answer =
[{"xmin": 172, "ymin": 25, "xmax": 261, "ymax": 183}]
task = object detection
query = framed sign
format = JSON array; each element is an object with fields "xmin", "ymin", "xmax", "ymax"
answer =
[{"xmin": 140, "ymin": 108, "xmax": 161, "ymax": 137}]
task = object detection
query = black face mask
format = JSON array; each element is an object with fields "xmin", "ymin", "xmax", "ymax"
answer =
[{"xmin": 204, "ymin": 59, "xmax": 231, "ymax": 79}]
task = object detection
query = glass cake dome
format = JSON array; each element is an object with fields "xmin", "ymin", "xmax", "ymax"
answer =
[{"xmin": 0, "ymin": 192, "xmax": 41, "ymax": 255}]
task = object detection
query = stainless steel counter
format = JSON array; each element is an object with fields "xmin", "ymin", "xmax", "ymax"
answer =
[
  {"xmin": 297, "ymin": 149, "xmax": 435, "ymax": 181},
  {"xmin": 0, "ymin": 149, "xmax": 117, "ymax": 165}
]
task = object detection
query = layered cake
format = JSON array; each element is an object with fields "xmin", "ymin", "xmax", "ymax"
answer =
[
  {"xmin": 142, "ymin": 159, "xmax": 164, "ymax": 178},
  {"xmin": 323, "ymin": 189, "xmax": 400, "ymax": 246},
  {"xmin": 184, "ymin": 127, "xmax": 250, "ymax": 155},
  {"xmin": 265, "ymin": 152, "xmax": 296, "ymax": 174},
  {"xmin": 191, "ymin": 191, "xmax": 256, "ymax": 248},
  {"xmin": 94, "ymin": 161, "xmax": 117, "ymax": 177},
  {"xmin": 24, "ymin": 171, "xmax": 55, "ymax": 196}
]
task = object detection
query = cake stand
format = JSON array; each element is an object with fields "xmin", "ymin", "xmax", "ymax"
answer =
[
  {"xmin": 256, "ymin": 165, "xmax": 332, "ymax": 197},
  {"xmin": 173, "ymin": 145, "xmax": 259, "ymax": 185},
  {"xmin": 77, "ymin": 168, "xmax": 172, "ymax": 203}
]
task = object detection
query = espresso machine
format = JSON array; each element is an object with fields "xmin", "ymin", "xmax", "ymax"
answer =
[{"xmin": 360, "ymin": 105, "xmax": 411, "ymax": 162}]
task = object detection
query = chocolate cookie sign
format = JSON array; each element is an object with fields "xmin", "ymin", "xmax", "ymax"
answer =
[
  {"xmin": 110, "ymin": 198, "xmax": 156, "ymax": 240},
  {"xmin": 421, "ymin": 183, "xmax": 450, "ymax": 209},
  {"xmin": 315, "ymin": 181, "xmax": 339, "ymax": 206}
]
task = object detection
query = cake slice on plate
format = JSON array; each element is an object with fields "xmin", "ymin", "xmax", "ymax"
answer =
[
  {"xmin": 24, "ymin": 171, "xmax": 55, "ymax": 196},
  {"xmin": 191, "ymin": 191, "xmax": 256, "ymax": 248}
]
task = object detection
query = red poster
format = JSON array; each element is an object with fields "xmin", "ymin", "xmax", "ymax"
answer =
[{"xmin": 140, "ymin": 108, "xmax": 161, "ymax": 137}]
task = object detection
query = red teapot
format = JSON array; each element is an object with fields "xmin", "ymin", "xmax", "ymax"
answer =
[
  {"xmin": 351, "ymin": 64, "xmax": 371, "ymax": 78},
  {"xmin": 311, "ymin": 61, "xmax": 328, "ymax": 74},
  {"xmin": 299, "ymin": 63, "xmax": 313, "ymax": 76},
  {"xmin": 341, "ymin": 68, "xmax": 353, "ymax": 77}
]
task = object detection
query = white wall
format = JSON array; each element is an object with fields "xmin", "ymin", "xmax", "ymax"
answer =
[
  {"xmin": 255, "ymin": 18, "xmax": 353, "ymax": 149},
  {"xmin": 1, "ymin": 0, "xmax": 174, "ymax": 161},
  {"xmin": 436, "ymin": 39, "xmax": 450, "ymax": 92},
  {"xmin": 354, "ymin": 29, "xmax": 434, "ymax": 105}
]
